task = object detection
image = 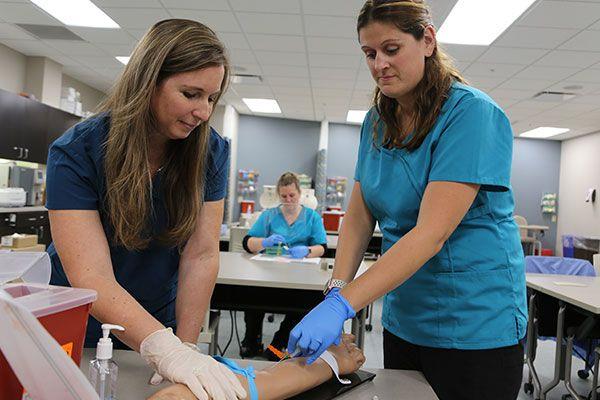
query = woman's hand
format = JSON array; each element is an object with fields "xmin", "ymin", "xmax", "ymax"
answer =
[
  {"xmin": 327, "ymin": 334, "xmax": 366, "ymax": 375},
  {"xmin": 288, "ymin": 245, "xmax": 309, "ymax": 259},
  {"xmin": 262, "ymin": 234, "xmax": 286, "ymax": 248}
]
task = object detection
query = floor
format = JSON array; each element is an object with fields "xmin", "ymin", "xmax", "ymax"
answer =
[{"xmin": 200, "ymin": 298, "xmax": 597, "ymax": 400}]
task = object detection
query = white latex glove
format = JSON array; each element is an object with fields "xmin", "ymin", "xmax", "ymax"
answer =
[{"xmin": 140, "ymin": 328, "xmax": 246, "ymax": 400}]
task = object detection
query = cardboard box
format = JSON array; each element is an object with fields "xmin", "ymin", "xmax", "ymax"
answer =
[
  {"xmin": 7, "ymin": 244, "xmax": 46, "ymax": 252},
  {"xmin": 1, "ymin": 234, "xmax": 38, "ymax": 248}
]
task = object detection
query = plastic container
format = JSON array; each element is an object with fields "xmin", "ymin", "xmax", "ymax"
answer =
[
  {"xmin": 563, "ymin": 235, "xmax": 575, "ymax": 258},
  {"xmin": 0, "ymin": 283, "xmax": 97, "ymax": 400},
  {"xmin": 240, "ymin": 200, "xmax": 255, "ymax": 214},
  {"xmin": 322, "ymin": 211, "xmax": 345, "ymax": 232},
  {"xmin": 541, "ymin": 248, "xmax": 554, "ymax": 256}
]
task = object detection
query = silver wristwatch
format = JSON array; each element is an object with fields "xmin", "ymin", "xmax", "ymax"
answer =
[{"xmin": 323, "ymin": 278, "xmax": 347, "ymax": 295}]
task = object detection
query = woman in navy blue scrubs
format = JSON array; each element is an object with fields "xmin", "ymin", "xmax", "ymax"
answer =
[
  {"xmin": 288, "ymin": 1, "xmax": 527, "ymax": 399},
  {"xmin": 46, "ymin": 19, "xmax": 245, "ymax": 400}
]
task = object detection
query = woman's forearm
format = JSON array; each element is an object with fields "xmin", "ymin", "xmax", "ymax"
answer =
[
  {"xmin": 176, "ymin": 252, "xmax": 219, "ymax": 343},
  {"xmin": 308, "ymin": 244, "xmax": 325, "ymax": 258},
  {"xmin": 247, "ymin": 237, "xmax": 265, "ymax": 253},
  {"xmin": 80, "ymin": 274, "xmax": 164, "ymax": 351},
  {"xmin": 342, "ymin": 225, "xmax": 442, "ymax": 311}
]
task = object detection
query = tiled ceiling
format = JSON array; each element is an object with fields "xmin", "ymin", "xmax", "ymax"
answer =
[{"xmin": 0, "ymin": 0, "xmax": 599, "ymax": 140}]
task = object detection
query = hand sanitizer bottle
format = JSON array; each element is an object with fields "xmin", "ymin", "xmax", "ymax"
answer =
[{"xmin": 89, "ymin": 324, "xmax": 125, "ymax": 399}]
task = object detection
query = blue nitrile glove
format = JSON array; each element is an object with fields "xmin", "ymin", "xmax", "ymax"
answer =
[
  {"xmin": 262, "ymin": 234, "xmax": 286, "ymax": 248},
  {"xmin": 288, "ymin": 245, "xmax": 309, "ymax": 259},
  {"xmin": 287, "ymin": 289, "xmax": 356, "ymax": 364}
]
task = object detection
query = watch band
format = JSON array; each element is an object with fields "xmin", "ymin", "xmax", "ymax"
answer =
[{"xmin": 323, "ymin": 278, "xmax": 347, "ymax": 295}]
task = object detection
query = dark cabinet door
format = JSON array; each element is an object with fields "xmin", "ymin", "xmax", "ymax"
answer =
[
  {"xmin": 23, "ymin": 99, "xmax": 49, "ymax": 163},
  {"xmin": 0, "ymin": 89, "xmax": 25, "ymax": 160},
  {"xmin": 46, "ymin": 107, "xmax": 80, "ymax": 146}
]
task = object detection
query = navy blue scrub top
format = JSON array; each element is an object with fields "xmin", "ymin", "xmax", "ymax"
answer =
[
  {"xmin": 45, "ymin": 113, "xmax": 230, "ymax": 347},
  {"xmin": 355, "ymin": 82, "xmax": 527, "ymax": 350}
]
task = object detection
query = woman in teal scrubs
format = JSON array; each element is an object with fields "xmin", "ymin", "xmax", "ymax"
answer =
[
  {"xmin": 288, "ymin": 1, "xmax": 526, "ymax": 399},
  {"xmin": 241, "ymin": 172, "xmax": 327, "ymax": 359}
]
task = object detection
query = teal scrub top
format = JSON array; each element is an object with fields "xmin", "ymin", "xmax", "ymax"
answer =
[
  {"xmin": 355, "ymin": 82, "xmax": 526, "ymax": 350},
  {"xmin": 248, "ymin": 206, "xmax": 327, "ymax": 248}
]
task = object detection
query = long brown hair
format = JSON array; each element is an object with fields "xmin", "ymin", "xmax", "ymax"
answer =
[
  {"xmin": 357, "ymin": 0, "xmax": 465, "ymax": 150},
  {"xmin": 98, "ymin": 19, "xmax": 230, "ymax": 251}
]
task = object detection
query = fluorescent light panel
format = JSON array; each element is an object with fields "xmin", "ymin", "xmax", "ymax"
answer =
[
  {"xmin": 346, "ymin": 110, "xmax": 368, "ymax": 124},
  {"xmin": 242, "ymin": 98, "xmax": 281, "ymax": 114},
  {"xmin": 115, "ymin": 56, "xmax": 130, "ymax": 65},
  {"xmin": 438, "ymin": 0, "xmax": 536, "ymax": 45},
  {"xmin": 30, "ymin": 0, "xmax": 119, "ymax": 28},
  {"xmin": 520, "ymin": 127, "xmax": 569, "ymax": 139}
]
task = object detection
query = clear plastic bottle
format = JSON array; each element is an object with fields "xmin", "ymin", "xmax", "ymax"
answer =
[{"xmin": 88, "ymin": 324, "xmax": 125, "ymax": 400}]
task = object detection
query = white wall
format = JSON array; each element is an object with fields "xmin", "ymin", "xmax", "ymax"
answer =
[
  {"xmin": 0, "ymin": 43, "xmax": 26, "ymax": 93},
  {"xmin": 556, "ymin": 131, "xmax": 600, "ymax": 254},
  {"xmin": 61, "ymin": 74, "xmax": 106, "ymax": 113}
]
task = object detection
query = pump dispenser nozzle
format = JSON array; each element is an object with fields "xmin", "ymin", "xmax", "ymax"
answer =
[{"xmin": 96, "ymin": 324, "xmax": 125, "ymax": 360}]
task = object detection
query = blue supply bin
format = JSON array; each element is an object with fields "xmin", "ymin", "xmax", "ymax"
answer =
[{"xmin": 563, "ymin": 234, "xmax": 574, "ymax": 258}]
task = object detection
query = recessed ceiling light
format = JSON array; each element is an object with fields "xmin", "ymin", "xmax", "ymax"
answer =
[
  {"xmin": 30, "ymin": 0, "xmax": 119, "ymax": 28},
  {"xmin": 115, "ymin": 56, "xmax": 130, "ymax": 65},
  {"xmin": 346, "ymin": 110, "xmax": 368, "ymax": 124},
  {"xmin": 242, "ymin": 98, "xmax": 281, "ymax": 114},
  {"xmin": 438, "ymin": 0, "xmax": 536, "ymax": 45},
  {"xmin": 520, "ymin": 127, "xmax": 570, "ymax": 139}
]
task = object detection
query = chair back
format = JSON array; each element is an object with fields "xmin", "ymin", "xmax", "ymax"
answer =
[
  {"xmin": 525, "ymin": 256, "xmax": 596, "ymax": 277},
  {"xmin": 514, "ymin": 215, "xmax": 528, "ymax": 239}
]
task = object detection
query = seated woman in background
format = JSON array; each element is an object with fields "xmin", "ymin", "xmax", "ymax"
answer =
[
  {"xmin": 148, "ymin": 334, "xmax": 364, "ymax": 400},
  {"xmin": 241, "ymin": 172, "xmax": 328, "ymax": 359}
]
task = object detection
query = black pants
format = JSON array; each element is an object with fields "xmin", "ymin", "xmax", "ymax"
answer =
[
  {"xmin": 243, "ymin": 311, "xmax": 302, "ymax": 349},
  {"xmin": 383, "ymin": 329, "xmax": 524, "ymax": 400}
]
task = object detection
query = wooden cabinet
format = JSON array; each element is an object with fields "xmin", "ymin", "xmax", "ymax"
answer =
[{"xmin": 0, "ymin": 89, "xmax": 81, "ymax": 164}]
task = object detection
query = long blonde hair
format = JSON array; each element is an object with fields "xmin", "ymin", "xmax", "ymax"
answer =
[
  {"xmin": 357, "ymin": 0, "xmax": 465, "ymax": 150},
  {"xmin": 98, "ymin": 19, "xmax": 230, "ymax": 251}
]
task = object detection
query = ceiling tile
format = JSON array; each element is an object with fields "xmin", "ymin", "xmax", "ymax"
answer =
[
  {"xmin": 306, "ymin": 36, "xmax": 359, "ymax": 55},
  {"xmin": 229, "ymin": 49, "xmax": 258, "ymax": 65},
  {"xmin": 310, "ymin": 67, "xmax": 356, "ymax": 80},
  {"xmin": 514, "ymin": 65, "xmax": 579, "ymax": 81},
  {"xmin": 103, "ymin": 8, "xmax": 170, "ymax": 29},
  {"xmin": 301, "ymin": 0, "xmax": 364, "ymax": 16},
  {"xmin": 0, "ymin": 3, "xmax": 60, "ymax": 26},
  {"xmin": 0, "ymin": 23, "xmax": 35, "ymax": 40},
  {"xmin": 95, "ymin": 43, "xmax": 135, "ymax": 56},
  {"xmin": 489, "ymin": 88, "xmax": 536, "ymax": 100},
  {"xmin": 0, "ymin": 38, "xmax": 55, "ymax": 56},
  {"xmin": 311, "ymin": 79, "xmax": 353, "ymax": 89},
  {"xmin": 511, "ymin": 100, "xmax": 560, "ymax": 111},
  {"xmin": 45, "ymin": 40, "xmax": 108, "ymax": 56},
  {"xmin": 246, "ymin": 34, "xmax": 305, "ymax": 52},
  {"xmin": 93, "ymin": 0, "xmax": 163, "ymax": 7},
  {"xmin": 265, "ymin": 76, "xmax": 310, "ymax": 87},
  {"xmin": 559, "ymin": 30, "xmax": 600, "ymax": 52},
  {"xmin": 309, "ymin": 53, "xmax": 360, "ymax": 68},
  {"xmin": 271, "ymin": 86, "xmax": 312, "ymax": 96},
  {"xmin": 236, "ymin": 12, "xmax": 302, "ymax": 35},
  {"xmin": 66, "ymin": 27, "xmax": 134, "ymax": 44},
  {"xmin": 303, "ymin": 15, "xmax": 356, "ymax": 38},
  {"xmin": 231, "ymin": 63, "xmax": 262, "ymax": 75},
  {"xmin": 497, "ymin": 78, "xmax": 554, "ymax": 91},
  {"xmin": 160, "ymin": 0, "xmax": 230, "ymax": 10},
  {"xmin": 477, "ymin": 46, "xmax": 547, "ymax": 65},
  {"xmin": 169, "ymin": 10, "xmax": 241, "ymax": 32},
  {"xmin": 566, "ymin": 69, "xmax": 600, "ymax": 83},
  {"xmin": 547, "ymin": 80, "xmax": 600, "ymax": 94},
  {"xmin": 254, "ymin": 51, "xmax": 307, "ymax": 67},
  {"xmin": 230, "ymin": 84, "xmax": 274, "ymax": 97},
  {"xmin": 354, "ymin": 79, "xmax": 376, "ymax": 90},
  {"xmin": 568, "ymin": 94, "xmax": 600, "ymax": 105},
  {"xmin": 440, "ymin": 44, "xmax": 487, "ymax": 62},
  {"xmin": 217, "ymin": 32, "xmax": 249, "ymax": 50},
  {"xmin": 76, "ymin": 55, "xmax": 123, "ymax": 69},
  {"xmin": 494, "ymin": 26, "xmax": 578, "ymax": 49},
  {"xmin": 464, "ymin": 62, "xmax": 523, "ymax": 78},
  {"xmin": 466, "ymin": 76, "xmax": 507, "ymax": 90},
  {"xmin": 517, "ymin": 1, "xmax": 600, "ymax": 29},
  {"xmin": 229, "ymin": 0, "xmax": 301, "ymax": 14},
  {"xmin": 126, "ymin": 29, "xmax": 148, "ymax": 40},
  {"xmin": 261, "ymin": 65, "xmax": 308, "ymax": 78},
  {"xmin": 535, "ymin": 50, "xmax": 600, "ymax": 68}
]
